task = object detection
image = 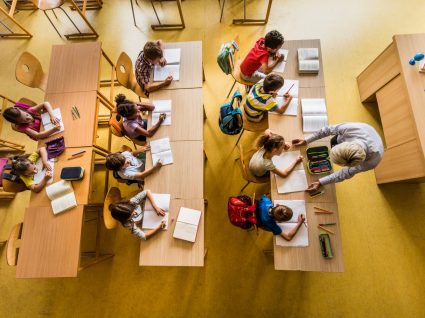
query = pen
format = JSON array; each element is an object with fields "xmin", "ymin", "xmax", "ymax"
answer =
[
  {"xmin": 319, "ymin": 223, "xmax": 336, "ymax": 226},
  {"xmin": 286, "ymin": 83, "xmax": 295, "ymax": 94},
  {"xmin": 68, "ymin": 154, "xmax": 83, "ymax": 160},
  {"xmin": 71, "ymin": 150, "xmax": 86, "ymax": 157}
]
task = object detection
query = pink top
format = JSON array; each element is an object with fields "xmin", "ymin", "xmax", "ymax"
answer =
[
  {"xmin": 13, "ymin": 102, "xmax": 41, "ymax": 141},
  {"xmin": 123, "ymin": 115, "xmax": 146, "ymax": 139}
]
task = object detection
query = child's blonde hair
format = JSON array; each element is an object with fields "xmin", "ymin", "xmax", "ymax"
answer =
[
  {"xmin": 330, "ymin": 142, "xmax": 366, "ymax": 167},
  {"xmin": 256, "ymin": 132, "xmax": 285, "ymax": 152}
]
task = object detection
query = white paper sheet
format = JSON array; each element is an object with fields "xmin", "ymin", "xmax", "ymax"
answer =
[
  {"xmin": 142, "ymin": 211, "xmax": 169, "ymax": 230},
  {"xmin": 154, "ymin": 64, "xmax": 180, "ymax": 81},
  {"xmin": 273, "ymin": 200, "xmax": 307, "ymax": 223},
  {"xmin": 152, "ymin": 100, "xmax": 172, "ymax": 126},
  {"xmin": 277, "ymin": 79, "xmax": 299, "ymax": 97},
  {"xmin": 163, "ymin": 48, "xmax": 181, "ymax": 64},
  {"xmin": 41, "ymin": 108, "xmax": 64, "ymax": 136},
  {"xmin": 275, "ymin": 223, "xmax": 309, "ymax": 247},
  {"xmin": 275, "ymin": 169, "xmax": 308, "ymax": 194},
  {"xmin": 272, "ymin": 151, "xmax": 303, "ymax": 172},
  {"xmin": 33, "ymin": 158, "xmax": 54, "ymax": 185},
  {"xmin": 268, "ymin": 48, "xmax": 288, "ymax": 73},
  {"xmin": 274, "ymin": 97, "xmax": 298, "ymax": 116}
]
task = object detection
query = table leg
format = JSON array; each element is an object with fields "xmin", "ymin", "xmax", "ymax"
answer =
[
  {"xmin": 0, "ymin": 6, "xmax": 32, "ymax": 39},
  {"xmin": 232, "ymin": 0, "xmax": 273, "ymax": 25},
  {"xmin": 65, "ymin": 0, "xmax": 99, "ymax": 40},
  {"xmin": 150, "ymin": 0, "xmax": 185, "ymax": 30},
  {"xmin": 130, "ymin": 0, "xmax": 137, "ymax": 26}
]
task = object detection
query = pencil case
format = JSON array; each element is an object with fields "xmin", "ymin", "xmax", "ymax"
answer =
[
  {"xmin": 306, "ymin": 146, "xmax": 332, "ymax": 175},
  {"xmin": 319, "ymin": 233, "xmax": 333, "ymax": 259},
  {"xmin": 60, "ymin": 167, "xmax": 84, "ymax": 181}
]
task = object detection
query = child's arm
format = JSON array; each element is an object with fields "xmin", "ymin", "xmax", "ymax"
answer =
[
  {"xmin": 23, "ymin": 124, "xmax": 61, "ymax": 140},
  {"xmin": 134, "ymin": 114, "xmax": 165, "ymax": 138},
  {"xmin": 260, "ymin": 54, "xmax": 284, "ymax": 74},
  {"xmin": 145, "ymin": 190, "xmax": 166, "ymax": 216},
  {"xmin": 271, "ymin": 155, "xmax": 303, "ymax": 178},
  {"xmin": 38, "ymin": 147, "xmax": 52, "ymax": 171},
  {"xmin": 132, "ymin": 144, "xmax": 150, "ymax": 156},
  {"xmin": 32, "ymin": 101, "xmax": 60, "ymax": 125},
  {"xmin": 28, "ymin": 170, "xmax": 52, "ymax": 193},
  {"xmin": 144, "ymin": 76, "xmax": 173, "ymax": 93},
  {"xmin": 133, "ymin": 160, "xmax": 162, "ymax": 179},
  {"xmin": 274, "ymin": 93, "xmax": 293, "ymax": 114},
  {"xmin": 144, "ymin": 220, "xmax": 167, "ymax": 239},
  {"xmin": 136, "ymin": 100, "xmax": 155, "ymax": 112},
  {"xmin": 280, "ymin": 214, "xmax": 305, "ymax": 241}
]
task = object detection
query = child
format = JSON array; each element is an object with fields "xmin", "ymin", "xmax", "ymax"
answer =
[
  {"xmin": 134, "ymin": 40, "xmax": 173, "ymax": 96},
  {"xmin": 10, "ymin": 147, "xmax": 52, "ymax": 193},
  {"xmin": 249, "ymin": 129, "xmax": 303, "ymax": 178},
  {"xmin": 109, "ymin": 189, "xmax": 167, "ymax": 240},
  {"xmin": 115, "ymin": 94, "xmax": 166, "ymax": 142},
  {"xmin": 240, "ymin": 30, "xmax": 285, "ymax": 83},
  {"xmin": 244, "ymin": 74, "xmax": 292, "ymax": 122},
  {"xmin": 105, "ymin": 146, "xmax": 162, "ymax": 181},
  {"xmin": 256, "ymin": 194, "xmax": 305, "ymax": 241},
  {"xmin": 2, "ymin": 101, "xmax": 61, "ymax": 140}
]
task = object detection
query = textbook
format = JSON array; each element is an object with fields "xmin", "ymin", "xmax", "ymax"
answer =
[
  {"xmin": 277, "ymin": 79, "xmax": 299, "ymax": 98},
  {"xmin": 150, "ymin": 137, "xmax": 173, "ymax": 166},
  {"xmin": 173, "ymin": 207, "xmax": 202, "ymax": 243},
  {"xmin": 301, "ymin": 98, "xmax": 328, "ymax": 133},
  {"xmin": 41, "ymin": 108, "xmax": 65, "ymax": 136},
  {"xmin": 272, "ymin": 150, "xmax": 308, "ymax": 194},
  {"xmin": 298, "ymin": 48, "xmax": 320, "ymax": 74},
  {"xmin": 273, "ymin": 200, "xmax": 309, "ymax": 247},
  {"xmin": 268, "ymin": 48, "xmax": 289, "ymax": 73},
  {"xmin": 142, "ymin": 193, "xmax": 171, "ymax": 230},
  {"xmin": 33, "ymin": 158, "xmax": 55, "ymax": 185},
  {"xmin": 152, "ymin": 100, "xmax": 172, "ymax": 126},
  {"xmin": 153, "ymin": 48, "xmax": 181, "ymax": 81},
  {"xmin": 45, "ymin": 180, "xmax": 77, "ymax": 215}
]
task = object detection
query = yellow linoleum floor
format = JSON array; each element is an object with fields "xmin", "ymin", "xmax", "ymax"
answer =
[{"xmin": 0, "ymin": 0, "xmax": 425, "ymax": 317}]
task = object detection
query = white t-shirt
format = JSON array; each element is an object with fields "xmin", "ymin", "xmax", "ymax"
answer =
[
  {"xmin": 117, "ymin": 151, "xmax": 145, "ymax": 180},
  {"xmin": 248, "ymin": 147, "xmax": 276, "ymax": 177}
]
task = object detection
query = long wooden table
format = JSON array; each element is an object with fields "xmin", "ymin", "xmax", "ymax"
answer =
[{"xmin": 268, "ymin": 39, "xmax": 344, "ymax": 272}]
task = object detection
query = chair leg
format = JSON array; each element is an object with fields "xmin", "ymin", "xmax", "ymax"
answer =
[
  {"xmin": 219, "ymin": 0, "xmax": 225, "ymax": 23},
  {"xmin": 130, "ymin": 0, "xmax": 137, "ymax": 26},
  {"xmin": 58, "ymin": 7, "xmax": 82, "ymax": 33},
  {"xmin": 235, "ymin": 129, "xmax": 244, "ymax": 146},
  {"xmin": 150, "ymin": 0, "xmax": 161, "ymax": 24},
  {"xmin": 44, "ymin": 11, "xmax": 62, "ymax": 38},
  {"xmin": 227, "ymin": 79, "xmax": 236, "ymax": 98},
  {"xmin": 240, "ymin": 180, "xmax": 250, "ymax": 193}
]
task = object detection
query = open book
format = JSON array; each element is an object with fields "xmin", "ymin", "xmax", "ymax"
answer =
[
  {"xmin": 152, "ymin": 100, "xmax": 172, "ymax": 126},
  {"xmin": 142, "ymin": 193, "xmax": 170, "ymax": 230},
  {"xmin": 298, "ymin": 48, "xmax": 319, "ymax": 73},
  {"xmin": 33, "ymin": 158, "xmax": 54, "ymax": 185},
  {"xmin": 272, "ymin": 150, "xmax": 308, "ymax": 194},
  {"xmin": 277, "ymin": 79, "xmax": 299, "ymax": 98},
  {"xmin": 45, "ymin": 180, "xmax": 77, "ymax": 215},
  {"xmin": 301, "ymin": 98, "xmax": 328, "ymax": 133},
  {"xmin": 274, "ymin": 200, "xmax": 309, "ymax": 247},
  {"xmin": 153, "ymin": 48, "xmax": 181, "ymax": 81},
  {"xmin": 268, "ymin": 48, "xmax": 289, "ymax": 73},
  {"xmin": 173, "ymin": 207, "xmax": 202, "ymax": 243},
  {"xmin": 41, "ymin": 108, "xmax": 64, "ymax": 136},
  {"xmin": 150, "ymin": 137, "xmax": 173, "ymax": 166}
]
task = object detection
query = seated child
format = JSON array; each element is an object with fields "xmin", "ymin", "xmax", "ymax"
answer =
[
  {"xmin": 240, "ymin": 30, "xmax": 285, "ymax": 83},
  {"xmin": 249, "ymin": 129, "xmax": 303, "ymax": 178},
  {"xmin": 134, "ymin": 40, "xmax": 173, "ymax": 96},
  {"xmin": 10, "ymin": 146, "xmax": 52, "ymax": 193},
  {"xmin": 105, "ymin": 146, "xmax": 162, "ymax": 181},
  {"xmin": 244, "ymin": 73, "xmax": 293, "ymax": 122},
  {"xmin": 256, "ymin": 194, "xmax": 305, "ymax": 241},
  {"xmin": 2, "ymin": 101, "xmax": 61, "ymax": 141},
  {"xmin": 115, "ymin": 94, "xmax": 166, "ymax": 142},
  {"xmin": 109, "ymin": 189, "xmax": 167, "ymax": 240}
]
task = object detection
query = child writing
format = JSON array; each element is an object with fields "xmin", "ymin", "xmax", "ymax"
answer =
[
  {"xmin": 109, "ymin": 189, "xmax": 168, "ymax": 240},
  {"xmin": 105, "ymin": 145, "xmax": 162, "ymax": 181},
  {"xmin": 10, "ymin": 146, "xmax": 52, "ymax": 193},
  {"xmin": 249, "ymin": 129, "xmax": 303, "ymax": 178},
  {"xmin": 115, "ymin": 94, "xmax": 166, "ymax": 142},
  {"xmin": 134, "ymin": 40, "xmax": 173, "ymax": 96},
  {"xmin": 244, "ymin": 73, "xmax": 292, "ymax": 122},
  {"xmin": 2, "ymin": 101, "xmax": 61, "ymax": 140},
  {"xmin": 240, "ymin": 30, "xmax": 285, "ymax": 83}
]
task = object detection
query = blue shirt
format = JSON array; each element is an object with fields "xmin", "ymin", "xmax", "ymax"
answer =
[{"xmin": 256, "ymin": 195, "xmax": 282, "ymax": 235}]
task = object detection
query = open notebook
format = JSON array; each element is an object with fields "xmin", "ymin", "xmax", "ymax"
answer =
[
  {"xmin": 301, "ymin": 98, "xmax": 328, "ymax": 133},
  {"xmin": 45, "ymin": 180, "xmax": 77, "ymax": 215},
  {"xmin": 33, "ymin": 158, "xmax": 54, "ymax": 185},
  {"xmin": 153, "ymin": 48, "xmax": 181, "ymax": 81},
  {"xmin": 274, "ymin": 200, "xmax": 309, "ymax": 247},
  {"xmin": 41, "ymin": 108, "xmax": 64, "ymax": 136},
  {"xmin": 142, "ymin": 193, "xmax": 170, "ymax": 230},
  {"xmin": 274, "ymin": 96, "xmax": 299, "ymax": 116},
  {"xmin": 277, "ymin": 79, "xmax": 299, "ymax": 98},
  {"xmin": 150, "ymin": 137, "xmax": 173, "ymax": 166},
  {"xmin": 173, "ymin": 207, "xmax": 202, "ymax": 243},
  {"xmin": 152, "ymin": 100, "xmax": 172, "ymax": 126},
  {"xmin": 268, "ymin": 48, "xmax": 289, "ymax": 73},
  {"xmin": 272, "ymin": 150, "xmax": 308, "ymax": 194}
]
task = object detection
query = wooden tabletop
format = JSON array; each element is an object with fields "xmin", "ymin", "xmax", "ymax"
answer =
[
  {"xmin": 46, "ymin": 42, "xmax": 102, "ymax": 94},
  {"xmin": 29, "ymin": 147, "xmax": 94, "ymax": 207},
  {"xmin": 139, "ymin": 198, "xmax": 204, "ymax": 266},
  {"xmin": 16, "ymin": 205, "xmax": 84, "ymax": 278},
  {"xmin": 148, "ymin": 88, "xmax": 203, "ymax": 141}
]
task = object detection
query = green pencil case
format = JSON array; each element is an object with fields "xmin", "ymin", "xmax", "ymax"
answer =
[
  {"xmin": 306, "ymin": 146, "xmax": 332, "ymax": 175},
  {"xmin": 319, "ymin": 233, "xmax": 333, "ymax": 259}
]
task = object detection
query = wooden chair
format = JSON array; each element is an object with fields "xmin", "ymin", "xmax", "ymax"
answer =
[
  {"xmin": 236, "ymin": 144, "xmax": 270, "ymax": 193},
  {"xmin": 116, "ymin": 52, "xmax": 147, "ymax": 100},
  {"xmin": 15, "ymin": 52, "xmax": 48, "ymax": 91},
  {"xmin": 6, "ymin": 222, "xmax": 23, "ymax": 266},
  {"xmin": 103, "ymin": 187, "xmax": 121, "ymax": 229},
  {"xmin": 235, "ymin": 106, "xmax": 269, "ymax": 146}
]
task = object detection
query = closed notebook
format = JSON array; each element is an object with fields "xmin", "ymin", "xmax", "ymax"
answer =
[
  {"xmin": 173, "ymin": 207, "xmax": 202, "ymax": 242},
  {"xmin": 41, "ymin": 108, "xmax": 64, "ymax": 136},
  {"xmin": 45, "ymin": 180, "xmax": 77, "ymax": 215}
]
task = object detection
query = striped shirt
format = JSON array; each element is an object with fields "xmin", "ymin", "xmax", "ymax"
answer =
[{"xmin": 244, "ymin": 80, "xmax": 278, "ymax": 121}]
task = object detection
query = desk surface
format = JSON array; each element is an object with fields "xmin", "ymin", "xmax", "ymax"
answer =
[
  {"xmin": 16, "ymin": 205, "xmax": 84, "ymax": 278},
  {"xmin": 139, "ymin": 198, "xmax": 204, "ymax": 266},
  {"xmin": 46, "ymin": 42, "xmax": 101, "ymax": 94},
  {"xmin": 148, "ymin": 88, "xmax": 203, "ymax": 141}
]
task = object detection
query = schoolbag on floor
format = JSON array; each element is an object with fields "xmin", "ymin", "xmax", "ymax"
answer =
[
  {"xmin": 217, "ymin": 40, "xmax": 239, "ymax": 75},
  {"xmin": 228, "ymin": 195, "xmax": 257, "ymax": 230},
  {"xmin": 219, "ymin": 90, "xmax": 243, "ymax": 135}
]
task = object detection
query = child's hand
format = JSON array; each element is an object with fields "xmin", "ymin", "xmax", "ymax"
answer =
[
  {"xmin": 155, "ymin": 159, "xmax": 163, "ymax": 168},
  {"xmin": 297, "ymin": 214, "xmax": 306, "ymax": 223},
  {"xmin": 159, "ymin": 57, "xmax": 167, "ymax": 67},
  {"xmin": 306, "ymin": 181, "xmax": 321, "ymax": 193},
  {"xmin": 52, "ymin": 122, "xmax": 61, "ymax": 132},
  {"xmin": 296, "ymin": 155, "xmax": 304, "ymax": 164},
  {"xmin": 284, "ymin": 93, "xmax": 292, "ymax": 98},
  {"xmin": 44, "ymin": 170, "xmax": 53, "ymax": 180},
  {"xmin": 43, "ymin": 161, "xmax": 52, "ymax": 171},
  {"xmin": 164, "ymin": 75, "xmax": 173, "ymax": 85},
  {"xmin": 291, "ymin": 139, "xmax": 306, "ymax": 146},
  {"xmin": 50, "ymin": 116, "xmax": 60, "ymax": 125},
  {"xmin": 159, "ymin": 220, "xmax": 167, "ymax": 229},
  {"xmin": 155, "ymin": 206, "xmax": 166, "ymax": 216},
  {"xmin": 277, "ymin": 54, "xmax": 284, "ymax": 63},
  {"xmin": 140, "ymin": 144, "xmax": 150, "ymax": 152},
  {"xmin": 159, "ymin": 113, "xmax": 167, "ymax": 122}
]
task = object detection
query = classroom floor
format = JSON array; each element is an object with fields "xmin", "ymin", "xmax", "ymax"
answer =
[{"xmin": 1, "ymin": 0, "xmax": 425, "ymax": 317}]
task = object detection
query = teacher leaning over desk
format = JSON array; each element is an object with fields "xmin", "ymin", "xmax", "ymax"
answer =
[{"xmin": 292, "ymin": 122, "xmax": 385, "ymax": 193}]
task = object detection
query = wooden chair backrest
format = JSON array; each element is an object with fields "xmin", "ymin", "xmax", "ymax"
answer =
[
  {"xmin": 6, "ymin": 222, "xmax": 23, "ymax": 266},
  {"xmin": 115, "ymin": 52, "xmax": 146, "ymax": 98},
  {"xmin": 15, "ymin": 52, "xmax": 47, "ymax": 91},
  {"xmin": 103, "ymin": 187, "xmax": 121, "ymax": 229},
  {"xmin": 109, "ymin": 113, "xmax": 125, "ymax": 138},
  {"xmin": 31, "ymin": 0, "xmax": 64, "ymax": 10}
]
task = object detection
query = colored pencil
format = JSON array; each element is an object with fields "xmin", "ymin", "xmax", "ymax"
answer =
[
  {"xmin": 68, "ymin": 154, "xmax": 83, "ymax": 160},
  {"xmin": 286, "ymin": 83, "xmax": 295, "ymax": 94},
  {"xmin": 314, "ymin": 206, "xmax": 334, "ymax": 214},
  {"xmin": 318, "ymin": 225, "xmax": 334, "ymax": 234}
]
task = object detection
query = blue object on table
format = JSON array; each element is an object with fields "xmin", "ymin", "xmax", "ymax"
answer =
[
  {"xmin": 414, "ymin": 53, "xmax": 424, "ymax": 61},
  {"xmin": 409, "ymin": 58, "xmax": 416, "ymax": 65}
]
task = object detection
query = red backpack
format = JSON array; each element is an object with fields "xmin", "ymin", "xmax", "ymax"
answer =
[{"xmin": 228, "ymin": 195, "xmax": 257, "ymax": 230}]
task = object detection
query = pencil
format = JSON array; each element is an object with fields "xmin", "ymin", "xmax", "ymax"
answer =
[
  {"xmin": 73, "ymin": 106, "xmax": 80, "ymax": 118},
  {"xmin": 68, "ymin": 154, "xmax": 83, "ymax": 160},
  {"xmin": 318, "ymin": 225, "xmax": 334, "ymax": 234},
  {"xmin": 314, "ymin": 210, "xmax": 333, "ymax": 214},
  {"xmin": 71, "ymin": 150, "xmax": 86, "ymax": 157},
  {"xmin": 286, "ymin": 83, "xmax": 295, "ymax": 94},
  {"xmin": 71, "ymin": 109, "xmax": 76, "ymax": 120},
  {"xmin": 313, "ymin": 206, "xmax": 334, "ymax": 214},
  {"xmin": 319, "ymin": 223, "xmax": 336, "ymax": 226}
]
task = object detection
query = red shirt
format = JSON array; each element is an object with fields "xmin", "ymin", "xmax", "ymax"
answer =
[{"xmin": 240, "ymin": 38, "xmax": 270, "ymax": 77}]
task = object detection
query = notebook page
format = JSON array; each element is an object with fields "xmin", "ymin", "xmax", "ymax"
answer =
[
  {"xmin": 298, "ymin": 48, "xmax": 319, "ymax": 61},
  {"xmin": 163, "ymin": 48, "xmax": 181, "ymax": 64},
  {"xmin": 303, "ymin": 115, "xmax": 328, "ymax": 133},
  {"xmin": 273, "ymin": 200, "xmax": 307, "ymax": 223},
  {"xmin": 142, "ymin": 211, "xmax": 169, "ymax": 230},
  {"xmin": 275, "ymin": 223, "xmax": 309, "ymax": 247},
  {"xmin": 272, "ymin": 151, "xmax": 303, "ymax": 171},
  {"xmin": 152, "ymin": 112, "xmax": 172, "ymax": 126},
  {"xmin": 275, "ymin": 169, "xmax": 308, "ymax": 194},
  {"xmin": 301, "ymin": 98, "xmax": 327, "ymax": 116},
  {"xmin": 277, "ymin": 79, "xmax": 299, "ymax": 97},
  {"xmin": 33, "ymin": 158, "xmax": 54, "ymax": 185},
  {"xmin": 46, "ymin": 180, "xmax": 73, "ymax": 201},
  {"xmin": 152, "ymin": 150, "xmax": 173, "ymax": 166},
  {"xmin": 153, "ymin": 64, "xmax": 180, "ymax": 81},
  {"xmin": 150, "ymin": 138, "xmax": 171, "ymax": 154},
  {"xmin": 144, "ymin": 193, "xmax": 171, "ymax": 212},
  {"xmin": 41, "ymin": 108, "xmax": 64, "ymax": 135},
  {"xmin": 152, "ymin": 100, "xmax": 172, "ymax": 113},
  {"xmin": 173, "ymin": 222, "xmax": 198, "ymax": 242},
  {"xmin": 274, "ymin": 97, "xmax": 298, "ymax": 116},
  {"xmin": 176, "ymin": 207, "xmax": 201, "ymax": 226}
]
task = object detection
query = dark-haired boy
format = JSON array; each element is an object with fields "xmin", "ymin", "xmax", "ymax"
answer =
[
  {"xmin": 134, "ymin": 40, "xmax": 173, "ymax": 97},
  {"xmin": 240, "ymin": 30, "xmax": 285, "ymax": 83}
]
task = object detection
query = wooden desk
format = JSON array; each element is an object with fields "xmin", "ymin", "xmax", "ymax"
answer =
[
  {"xmin": 357, "ymin": 34, "xmax": 425, "ymax": 183},
  {"xmin": 148, "ymin": 88, "xmax": 203, "ymax": 141},
  {"xmin": 139, "ymin": 198, "xmax": 204, "ymax": 266}
]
